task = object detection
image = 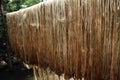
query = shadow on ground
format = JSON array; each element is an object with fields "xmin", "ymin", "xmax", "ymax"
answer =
[{"xmin": 0, "ymin": 63, "xmax": 34, "ymax": 80}]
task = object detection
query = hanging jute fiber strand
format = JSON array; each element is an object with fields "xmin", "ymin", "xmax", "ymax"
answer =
[{"xmin": 6, "ymin": 0, "xmax": 120, "ymax": 80}]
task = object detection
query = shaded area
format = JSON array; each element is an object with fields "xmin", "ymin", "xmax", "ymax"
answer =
[{"xmin": 0, "ymin": 63, "xmax": 34, "ymax": 80}]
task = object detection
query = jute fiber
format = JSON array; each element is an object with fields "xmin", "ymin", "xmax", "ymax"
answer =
[{"xmin": 6, "ymin": 0, "xmax": 120, "ymax": 80}]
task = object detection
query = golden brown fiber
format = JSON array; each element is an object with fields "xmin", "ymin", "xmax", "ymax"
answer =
[{"xmin": 6, "ymin": 0, "xmax": 119, "ymax": 80}]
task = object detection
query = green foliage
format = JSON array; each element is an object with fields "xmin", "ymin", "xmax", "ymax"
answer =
[
  {"xmin": 4, "ymin": 0, "xmax": 42, "ymax": 12},
  {"xmin": 3, "ymin": 0, "xmax": 20, "ymax": 12},
  {"xmin": 22, "ymin": 0, "xmax": 42, "ymax": 7}
]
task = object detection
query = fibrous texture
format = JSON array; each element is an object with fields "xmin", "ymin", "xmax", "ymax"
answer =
[{"xmin": 6, "ymin": 0, "xmax": 120, "ymax": 80}]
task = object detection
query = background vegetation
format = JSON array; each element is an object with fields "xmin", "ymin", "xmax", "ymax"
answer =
[{"xmin": 4, "ymin": 0, "xmax": 43, "ymax": 12}]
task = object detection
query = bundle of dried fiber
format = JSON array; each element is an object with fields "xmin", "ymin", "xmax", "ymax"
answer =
[{"xmin": 6, "ymin": 0, "xmax": 119, "ymax": 80}]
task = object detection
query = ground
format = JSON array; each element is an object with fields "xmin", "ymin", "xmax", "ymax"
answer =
[{"xmin": 0, "ymin": 62, "xmax": 34, "ymax": 80}]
